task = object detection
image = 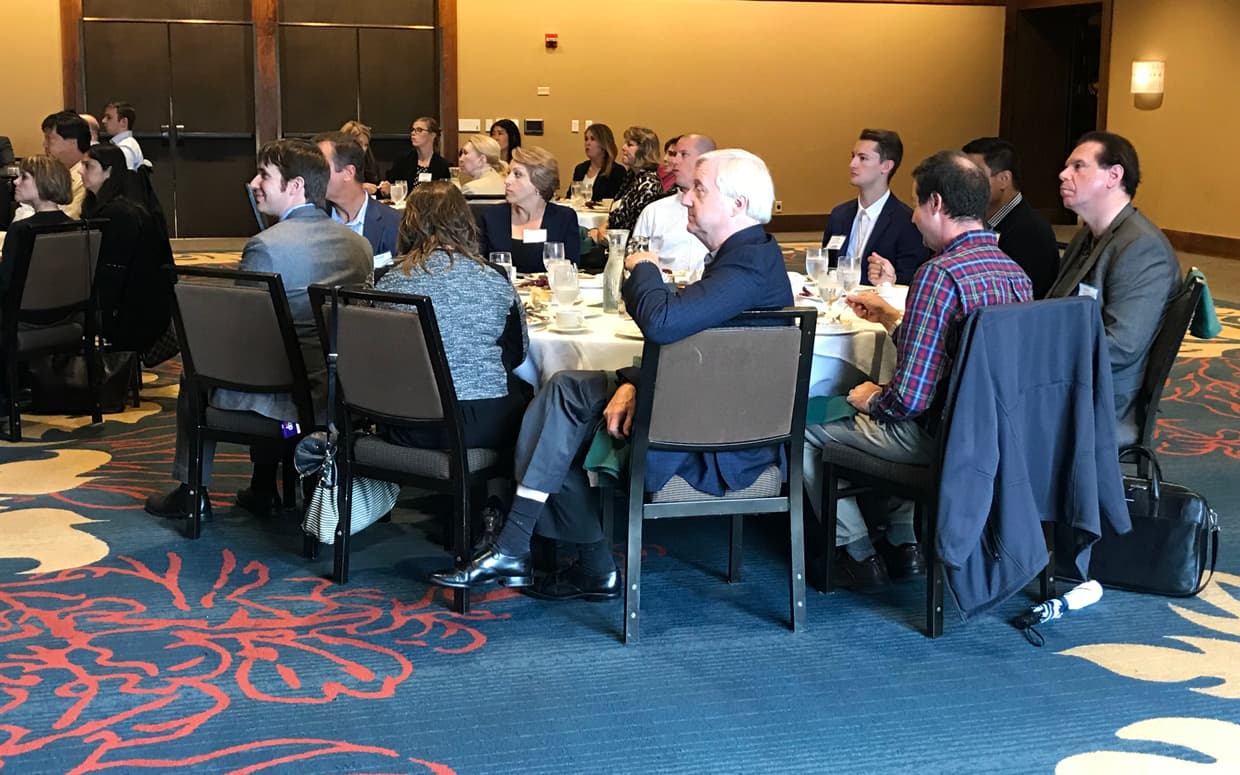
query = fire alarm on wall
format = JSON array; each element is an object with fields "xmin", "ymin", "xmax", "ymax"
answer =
[{"xmin": 545, "ymin": 33, "xmax": 558, "ymax": 49}]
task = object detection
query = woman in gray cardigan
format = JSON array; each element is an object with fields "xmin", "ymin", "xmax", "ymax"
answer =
[{"xmin": 376, "ymin": 181, "xmax": 530, "ymax": 449}]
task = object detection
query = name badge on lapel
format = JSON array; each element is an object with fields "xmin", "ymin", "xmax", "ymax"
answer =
[
  {"xmin": 417, "ymin": 172, "xmax": 432, "ymax": 183},
  {"xmin": 523, "ymin": 229, "xmax": 548, "ymax": 244},
  {"xmin": 1077, "ymin": 282, "xmax": 1099, "ymax": 300},
  {"xmin": 825, "ymin": 235, "xmax": 846, "ymax": 251}
]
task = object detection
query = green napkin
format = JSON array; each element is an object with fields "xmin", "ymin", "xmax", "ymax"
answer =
[
  {"xmin": 584, "ymin": 423, "xmax": 630, "ymax": 486},
  {"xmin": 806, "ymin": 395, "xmax": 857, "ymax": 425},
  {"xmin": 1188, "ymin": 268, "xmax": 1221, "ymax": 340}
]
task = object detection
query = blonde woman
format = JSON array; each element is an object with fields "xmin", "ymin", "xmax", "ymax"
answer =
[
  {"xmin": 339, "ymin": 119, "xmax": 381, "ymax": 190},
  {"xmin": 382, "ymin": 116, "xmax": 450, "ymax": 197},
  {"xmin": 476, "ymin": 146, "xmax": 581, "ymax": 272},
  {"xmin": 458, "ymin": 134, "xmax": 507, "ymax": 197},
  {"xmin": 589, "ymin": 125, "xmax": 662, "ymax": 240}
]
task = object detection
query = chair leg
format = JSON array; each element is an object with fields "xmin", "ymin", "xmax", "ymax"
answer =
[
  {"xmin": 303, "ymin": 533, "xmax": 319, "ymax": 560},
  {"xmin": 624, "ymin": 502, "xmax": 643, "ymax": 644},
  {"xmin": 186, "ymin": 432, "xmax": 204, "ymax": 540},
  {"xmin": 727, "ymin": 514, "xmax": 743, "ymax": 583},
  {"xmin": 789, "ymin": 499, "xmax": 807, "ymax": 633},
  {"xmin": 921, "ymin": 503, "xmax": 944, "ymax": 638},
  {"xmin": 450, "ymin": 480, "xmax": 471, "ymax": 615},
  {"xmin": 820, "ymin": 463, "xmax": 839, "ymax": 593},
  {"xmin": 281, "ymin": 448, "xmax": 298, "ymax": 512},
  {"xmin": 333, "ymin": 466, "xmax": 353, "ymax": 584},
  {"xmin": 7, "ymin": 355, "xmax": 20, "ymax": 443},
  {"xmin": 1040, "ymin": 522, "xmax": 1056, "ymax": 601},
  {"xmin": 130, "ymin": 360, "xmax": 141, "ymax": 407},
  {"xmin": 85, "ymin": 343, "xmax": 103, "ymax": 425}
]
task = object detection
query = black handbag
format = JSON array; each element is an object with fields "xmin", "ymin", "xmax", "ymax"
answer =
[
  {"xmin": 1084, "ymin": 446, "xmax": 1219, "ymax": 596},
  {"xmin": 27, "ymin": 350, "xmax": 137, "ymax": 415}
]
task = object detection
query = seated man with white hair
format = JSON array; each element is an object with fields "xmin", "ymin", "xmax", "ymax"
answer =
[{"xmin": 430, "ymin": 149, "xmax": 794, "ymax": 601}]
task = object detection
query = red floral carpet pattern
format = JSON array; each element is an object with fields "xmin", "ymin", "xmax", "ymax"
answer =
[{"xmin": 0, "ymin": 547, "xmax": 521, "ymax": 773}]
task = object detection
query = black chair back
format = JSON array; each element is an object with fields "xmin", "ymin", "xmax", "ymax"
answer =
[
  {"xmin": 9, "ymin": 221, "xmax": 102, "ymax": 316},
  {"xmin": 172, "ymin": 266, "xmax": 313, "ymax": 412},
  {"xmin": 1132, "ymin": 270, "xmax": 1205, "ymax": 451}
]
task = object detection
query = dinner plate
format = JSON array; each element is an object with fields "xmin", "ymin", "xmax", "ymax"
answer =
[
  {"xmin": 614, "ymin": 322, "xmax": 644, "ymax": 340},
  {"xmin": 548, "ymin": 324, "xmax": 591, "ymax": 335},
  {"xmin": 818, "ymin": 322, "xmax": 856, "ymax": 335}
]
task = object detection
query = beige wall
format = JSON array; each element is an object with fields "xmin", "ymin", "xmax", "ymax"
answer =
[
  {"xmin": 1, "ymin": 2, "xmax": 64, "ymax": 157},
  {"xmin": 1108, "ymin": 0, "xmax": 1240, "ymax": 240},
  {"xmin": 458, "ymin": 0, "xmax": 1005, "ymax": 217}
]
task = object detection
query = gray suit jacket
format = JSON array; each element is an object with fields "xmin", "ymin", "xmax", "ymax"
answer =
[
  {"xmin": 214, "ymin": 205, "xmax": 373, "ymax": 424},
  {"xmin": 1047, "ymin": 204, "xmax": 1179, "ymax": 444}
]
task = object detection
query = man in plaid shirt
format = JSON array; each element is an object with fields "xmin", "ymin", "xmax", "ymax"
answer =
[{"xmin": 808, "ymin": 151, "xmax": 1034, "ymax": 591}]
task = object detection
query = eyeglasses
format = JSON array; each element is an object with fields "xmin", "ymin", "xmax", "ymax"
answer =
[{"xmin": 410, "ymin": 127, "xmax": 433, "ymax": 135}]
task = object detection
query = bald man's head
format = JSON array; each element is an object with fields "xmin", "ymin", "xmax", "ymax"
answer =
[{"xmin": 673, "ymin": 134, "xmax": 718, "ymax": 189}]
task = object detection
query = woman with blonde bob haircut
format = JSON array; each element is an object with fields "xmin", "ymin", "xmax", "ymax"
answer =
[
  {"xmin": 1, "ymin": 156, "xmax": 74, "ymax": 294},
  {"xmin": 339, "ymin": 119, "xmax": 381, "ymax": 189},
  {"xmin": 458, "ymin": 134, "xmax": 507, "ymax": 197},
  {"xmin": 376, "ymin": 181, "xmax": 529, "ymax": 450},
  {"xmin": 589, "ymin": 125, "xmax": 663, "ymax": 240},
  {"xmin": 476, "ymin": 145, "xmax": 581, "ymax": 272}
]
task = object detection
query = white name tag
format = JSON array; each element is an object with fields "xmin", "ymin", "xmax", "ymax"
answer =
[
  {"xmin": 373, "ymin": 251, "xmax": 393, "ymax": 269},
  {"xmin": 417, "ymin": 172, "xmax": 432, "ymax": 183},
  {"xmin": 825, "ymin": 235, "xmax": 846, "ymax": 251},
  {"xmin": 1077, "ymin": 282, "xmax": 1099, "ymax": 299},
  {"xmin": 523, "ymin": 229, "xmax": 548, "ymax": 244}
]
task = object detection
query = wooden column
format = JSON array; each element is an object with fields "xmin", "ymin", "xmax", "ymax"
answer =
[
  {"xmin": 59, "ymin": 0, "xmax": 83, "ymax": 109},
  {"xmin": 253, "ymin": 0, "xmax": 279, "ymax": 146},
  {"xmin": 439, "ymin": 0, "xmax": 458, "ymax": 156}
]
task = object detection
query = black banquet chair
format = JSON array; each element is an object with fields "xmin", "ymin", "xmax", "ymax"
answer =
[
  {"xmin": 1, "ymin": 220, "xmax": 104, "ymax": 441},
  {"xmin": 308, "ymin": 285, "xmax": 510, "ymax": 615},
  {"xmin": 170, "ymin": 266, "xmax": 317, "ymax": 538},
  {"xmin": 612, "ymin": 308, "xmax": 816, "ymax": 644}
]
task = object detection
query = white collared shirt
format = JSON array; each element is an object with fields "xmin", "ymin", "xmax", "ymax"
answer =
[
  {"xmin": 631, "ymin": 191, "xmax": 708, "ymax": 273},
  {"xmin": 110, "ymin": 130, "xmax": 145, "ymax": 171},
  {"xmin": 849, "ymin": 189, "xmax": 890, "ymax": 256}
]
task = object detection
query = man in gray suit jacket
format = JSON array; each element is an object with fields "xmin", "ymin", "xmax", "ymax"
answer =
[
  {"xmin": 1047, "ymin": 131, "xmax": 1179, "ymax": 447},
  {"xmin": 146, "ymin": 139, "xmax": 372, "ymax": 521}
]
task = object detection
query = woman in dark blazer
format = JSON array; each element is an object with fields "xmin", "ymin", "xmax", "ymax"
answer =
[
  {"xmin": 382, "ymin": 116, "xmax": 451, "ymax": 197},
  {"xmin": 1, "ymin": 156, "xmax": 74, "ymax": 295},
  {"xmin": 80, "ymin": 143, "xmax": 174, "ymax": 352},
  {"xmin": 476, "ymin": 146, "xmax": 581, "ymax": 273},
  {"xmin": 565, "ymin": 123, "xmax": 626, "ymax": 202}
]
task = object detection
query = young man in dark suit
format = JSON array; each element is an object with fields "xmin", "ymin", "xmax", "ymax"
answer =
[
  {"xmin": 962, "ymin": 137, "xmax": 1061, "ymax": 298},
  {"xmin": 820, "ymin": 128, "xmax": 928, "ymax": 285}
]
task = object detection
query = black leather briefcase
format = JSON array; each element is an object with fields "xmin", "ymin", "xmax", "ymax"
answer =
[{"xmin": 1085, "ymin": 446, "xmax": 1219, "ymax": 597}]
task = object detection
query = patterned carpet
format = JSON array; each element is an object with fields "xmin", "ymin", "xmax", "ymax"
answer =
[{"xmin": 1, "ymin": 271, "xmax": 1238, "ymax": 772}]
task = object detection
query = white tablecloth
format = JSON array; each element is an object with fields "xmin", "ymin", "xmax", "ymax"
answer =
[
  {"xmin": 516, "ymin": 304, "xmax": 896, "ymax": 396},
  {"xmin": 571, "ymin": 205, "xmax": 608, "ymax": 230}
]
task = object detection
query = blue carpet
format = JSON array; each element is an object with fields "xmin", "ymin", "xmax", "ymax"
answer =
[{"xmin": 2, "ymin": 330, "xmax": 1240, "ymax": 773}]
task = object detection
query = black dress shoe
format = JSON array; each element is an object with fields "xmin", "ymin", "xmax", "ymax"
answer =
[
  {"xmin": 236, "ymin": 487, "xmax": 281, "ymax": 518},
  {"xmin": 877, "ymin": 539, "xmax": 926, "ymax": 580},
  {"xmin": 428, "ymin": 546, "xmax": 532, "ymax": 589},
  {"xmin": 524, "ymin": 563, "xmax": 621, "ymax": 602},
  {"xmin": 144, "ymin": 484, "xmax": 213, "ymax": 521},
  {"xmin": 832, "ymin": 548, "xmax": 889, "ymax": 591}
]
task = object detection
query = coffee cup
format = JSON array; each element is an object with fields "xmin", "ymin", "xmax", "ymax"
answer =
[{"xmin": 556, "ymin": 308, "xmax": 585, "ymax": 329}]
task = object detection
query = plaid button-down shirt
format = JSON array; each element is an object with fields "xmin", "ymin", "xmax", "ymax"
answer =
[{"xmin": 870, "ymin": 229, "xmax": 1034, "ymax": 422}]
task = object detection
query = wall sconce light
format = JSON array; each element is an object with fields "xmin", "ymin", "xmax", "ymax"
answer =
[{"xmin": 1131, "ymin": 60, "xmax": 1165, "ymax": 110}]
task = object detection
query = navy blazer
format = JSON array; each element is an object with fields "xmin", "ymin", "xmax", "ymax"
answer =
[
  {"xmin": 821, "ymin": 193, "xmax": 929, "ymax": 284},
  {"xmin": 937, "ymin": 297, "xmax": 1129, "ymax": 619},
  {"xmin": 621, "ymin": 224, "xmax": 794, "ymax": 495},
  {"xmin": 362, "ymin": 197, "xmax": 400, "ymax": 256},
  {"xmin": 475, "ymin": 201, "xmax": 581, "ymax": 273}
]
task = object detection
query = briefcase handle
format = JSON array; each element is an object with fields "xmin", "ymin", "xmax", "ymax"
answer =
[{"xmin": 1119, "ymin": 444, "xmax": 1162, "ymax": 507}]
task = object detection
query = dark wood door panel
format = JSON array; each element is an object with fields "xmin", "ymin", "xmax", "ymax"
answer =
[
  {"xmin": 359, "ymin": 28, "xmax": 437, "ymax": 136},
  {"xmin": 280, "ymin": 26, "xmax": 359, "ymax": 134},
  {"xmin": 82, "ymin": 21, "xmax": 171, "ymax": 125},
  {"xmin": 83, "ymin": 0, "xmax": 250, "ymax": 21},
  {"xmin": 169, "ymin": 23, "xmax": 255, "ymax": 133},
  {"xmin": 173, "ymin": 138, "xmax": 261, "ymax": 237},
  {"xmin": 280, "ymin": 0, "xmax": 434, "ymax": 26}
]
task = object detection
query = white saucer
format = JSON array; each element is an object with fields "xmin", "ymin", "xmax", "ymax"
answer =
[
  {"xmin": 614, "ymin": 323, "xmax": 644, "ymax": 340},
  {"xmin": 549, "ymin": 324, "xmax": 591, "ymax": 335},
  {"xmin": 818, "ymin": 322, "xmax": 855, "ymax": 335}
]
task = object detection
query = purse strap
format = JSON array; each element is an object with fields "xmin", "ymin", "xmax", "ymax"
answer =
[{"xmin": 325, "ymin": 285, "xmax": 340, "ymax": 438}]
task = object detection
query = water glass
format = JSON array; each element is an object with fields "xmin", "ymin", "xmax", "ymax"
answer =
[
  {"xmin": 805, "ymin": 246, "xmax": 827, "ymax": 282},
  {"xmin": 390, "ymin": 180, "xmax": 408, "ymax": 203},
  {"xmin": 548, "ymin": 262, "xmax": 579, "ymax": 308},
  {"xmin": 625, "ymin": 235, "xmax": 650, "ymax": 257},
  {"xmin": 449, "ymin": 166, "xmax": 462, "ymax": 183},
  {"xmin": 543, "ymin": 241, "xmax": 566, "ymax": 267},
  {"xmin": 818, "ymin": 269, "xmax": 843, "ymax": 306},
  {"xmin": 490, "ymin": 251, "xmax": 515, "ymax": 284},
  {"xmin": 570, "ymin": 182, "xmax": 586, "ymax": 203},
  {"xmin": 838, "ymin": 254, "xmax": 862, "ymax": 293}
]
